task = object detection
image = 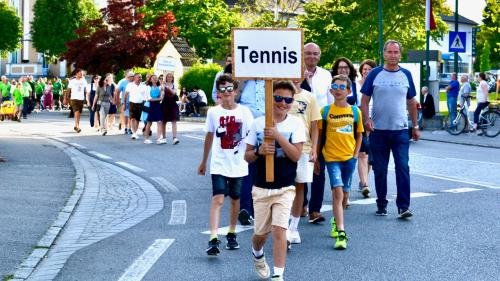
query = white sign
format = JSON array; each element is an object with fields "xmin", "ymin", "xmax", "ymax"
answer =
[
  {"xmin": 232, "ymin": 28, "xmax": 303, "ymax": 80},
  {"xmin": 156, "ymin": 56, "xmax": 177, "ymax": 71}
]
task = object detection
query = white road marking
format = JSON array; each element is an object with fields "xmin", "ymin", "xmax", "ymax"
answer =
[
  {"xmin": 184, "ymin": 135, "xmax": 205, "ymax": 141},
  {"xmin": 88, "ymin": 151, "xmax": 112, "ymax": 160},
  {"xmin": 442, "ymin": 187, "xmax": 482, "ymax": 193},
  {"xmin": 168, "ymin": 200, "xmax": 187, "ymax": 225},
  {"xmin": 52, "ymin": 137, "xmax": 65, "ymax": 143},
  {"xmin": 117, "ymin": 239, "xmax": 174, "ymax": 281},
  {"xmin": 201, "ymin": 225, "xmax": 254, "ymax": 235},
  {"xmin": 69, "ymin": 143, "xmax": 86, "ymax": 149},
  {"xmin": 116, "ymin": 162, "xmax": 146, "ymax": 173},
  {"xmin": 411, "ymin": 171, "xmax": 500, "ymax": 189},
  {"xmin": 410, "ymin": 192, "xmax": 436, "ymax": 198},
  {"xmin": 150, "ymin": 177, "xmax": 180, "ymax": 192}
]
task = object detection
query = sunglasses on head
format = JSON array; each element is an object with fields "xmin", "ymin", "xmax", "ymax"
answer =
[
  {"xmin": 273, "ymin": 95, "xmax": 294, "ymax": 104},
  {"xmin": 219, "ymin": 86, "xmax": 234, "ymax": 93},
  {"xmin": 331, "ymin": 84, "xmax": 347, "ymax": 90}
]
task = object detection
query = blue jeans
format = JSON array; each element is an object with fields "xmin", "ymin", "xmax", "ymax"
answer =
[
  {"xmin": 240, "ymin": 162, "xmax": 255, "ymax": 216},
  {"xmin": 211, "ymin": 174, "xmax": 243, "ymax": 199},
  {"xmin": 370, "ymin": 129, "xmax": 411, "ymax": 210},
  {"xmin": 325, "ymin": 158, "xmax": 357, "ymax": 192},
  {"xmin": 447, "ymin": 96, "xmax": 458, "ymax": 125}
]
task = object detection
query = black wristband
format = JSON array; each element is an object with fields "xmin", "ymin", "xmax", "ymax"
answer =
[{"xmin": 254, "ymin": 145, "xmax": 260, "ymax": 157}]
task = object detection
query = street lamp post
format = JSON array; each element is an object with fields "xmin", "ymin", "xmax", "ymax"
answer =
[
  {"xmin": 454, "ymin": 0, "xmax": 459, "ymax": 73},
  {"xmin": 378, "ymin": 0, "xmax": 384, "ymax": 65}
]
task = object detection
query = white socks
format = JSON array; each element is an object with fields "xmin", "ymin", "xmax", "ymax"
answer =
[
  {"xmin": 252, "ymin": 247, "xmax": 264, "ymax": 258},
  {"xmin": 289, "ymin": 216, "xmax": 300, "ymax": 231},
  {"xmin": 273, "ymin": 267, "xmax": 284, "ymax": 277}
]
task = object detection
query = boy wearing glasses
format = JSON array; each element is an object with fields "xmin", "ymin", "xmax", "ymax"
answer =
[
  {"xmin": 320, "ymin": 75, "xmax": 363, "ymax": 250},
  {"xmin": 198, "ymin": 74, "xmax": 254, "ymax": 256},
  {"xmin": 245, "ymin": 81, "xmax": 305, "ymax": 281}
]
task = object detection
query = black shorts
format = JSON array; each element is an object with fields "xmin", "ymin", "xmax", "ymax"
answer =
[
  {"xmin": 129, "ymin": 102, "xmax": 143, "ymax": 120},
  {"xmin": 211, "ymin": 174, "xmax": 243, "ymax": 200}
]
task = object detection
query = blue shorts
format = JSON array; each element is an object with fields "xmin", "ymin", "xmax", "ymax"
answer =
[
  {"xmin": 326, "ymin": 158, "xmax": 357, "ymax": 192},
  {"xmin": 211, "ymin": 174, "xmax": 243, "ymax": 199}
]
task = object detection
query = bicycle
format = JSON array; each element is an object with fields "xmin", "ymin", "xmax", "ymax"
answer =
[{"xmin": 445, "ymin": 100, "xmax": 500, "ymax": 137}]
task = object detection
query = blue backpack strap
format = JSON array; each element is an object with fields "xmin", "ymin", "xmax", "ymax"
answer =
[
  {"xmin": 351, "ymin": 105, "xmax": 358, "ymax": 124},
  {"xmin": 322, "ymin": 105, "xmax": 331, "ymax": 120}
]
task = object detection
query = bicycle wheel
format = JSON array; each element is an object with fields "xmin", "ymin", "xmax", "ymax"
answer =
[
  {"xmin": 445, "ymin": 112, "xmax": 466, "ymax": 135},
  {"xmin": 481, "ymin": 110, "xmax": 500, "ymax": 137}
]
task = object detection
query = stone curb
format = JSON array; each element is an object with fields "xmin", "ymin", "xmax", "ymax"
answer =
[{"xmin": 11, "ymin": 139, "xmax": 85, "ymax": 280}]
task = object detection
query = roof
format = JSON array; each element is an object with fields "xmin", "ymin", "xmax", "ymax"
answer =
[
  {"xmin": 170, "ymin": 37, "xmax": 198, "ymax": 66},
  {"xmin": 440, "ymin": 14, "xmax": 479, "ymax": 26}
]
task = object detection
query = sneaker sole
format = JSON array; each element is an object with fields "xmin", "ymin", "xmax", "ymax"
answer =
[
  {"xmin": 375, "ymin": 212, "xmax": 388, "ymax": 216},
  {"xmin": 206, "ymin": 247, "xmax": 220, "ymax": 256},
  {"xmin": 334, "ymin": 245, "xmax": 347, "ymax": 250},
  {"xmin": 226, "ymin": 245, "xmax": 240, "ymax": 250},
  {"xmin": 308, "ymin": 217, "xmax": 325, "ymax": 224},
  {"xmin": 399, "ymin": 212, "xmax": 413, "ymax": 219}
]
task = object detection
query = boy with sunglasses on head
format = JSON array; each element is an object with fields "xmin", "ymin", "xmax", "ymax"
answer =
[
  {"xmin": 198, "ymin": 74, "xmax": 254, "ymax": 256},
  {"xmin": 245, "ymin": 81, "xmax": 306, "ymax": 281},
  {"xmin": 319, "ymin": 75, "xmax": 363, "ymax": 250}
]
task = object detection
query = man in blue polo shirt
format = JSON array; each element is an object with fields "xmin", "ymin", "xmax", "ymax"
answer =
[
  {"xmin": 446, "ymin": 72, "xmax": 460, "ymax": 127},
  {"xmin": 360, "ymin": 39, "xmax": 420, "ymax": 219}
]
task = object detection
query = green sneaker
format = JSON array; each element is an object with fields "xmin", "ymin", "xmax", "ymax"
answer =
[
  {"xmin": 330, "ymin": 217, "xmax": 338, "ymax": 238},
  {"xmin": 334, "ymin": 231, "xmax": 348, "ymax": 250}
]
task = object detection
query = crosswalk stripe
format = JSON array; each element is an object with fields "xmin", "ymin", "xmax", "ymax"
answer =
[
  {"xmin": 168, "ymin": 200, "xmax": 187, "ymax": 225},
  {"xmin": 442, "ymin": 187, "xmax": 482, "ymax": 193}
]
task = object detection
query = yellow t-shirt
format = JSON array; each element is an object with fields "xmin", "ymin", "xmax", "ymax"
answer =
[
  {"xmin": 320, "ymin": 104, "xmax": 364, "ymax": 162},
  {"xmin": 289, "ymin": 89, "xmax": 322, "ymax": 154}
]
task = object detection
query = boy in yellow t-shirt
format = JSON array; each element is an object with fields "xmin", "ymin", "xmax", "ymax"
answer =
[{"xmin": 319, "ymin": 74, "xmax": 363, "ymax": 250}]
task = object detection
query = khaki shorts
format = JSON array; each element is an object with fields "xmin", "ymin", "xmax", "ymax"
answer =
[
  {"xmin": 252, "ymin": 185, "xmax": 295, "ymax": 236},
  {"xmin": 70, "ymin": 99, "xmax": 84, "ymax": 113}
]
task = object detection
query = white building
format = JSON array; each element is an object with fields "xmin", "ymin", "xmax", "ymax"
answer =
[{"xmin": 429, "ymin": 14, "xmax": 479, "ymax": 74}]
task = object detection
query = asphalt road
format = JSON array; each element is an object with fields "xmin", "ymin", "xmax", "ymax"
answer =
[{"xmin": 1, "ymin": 111, "xmax": 499, "ymax": 281}]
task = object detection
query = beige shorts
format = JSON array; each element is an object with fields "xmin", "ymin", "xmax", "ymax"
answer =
[
  {"xmin": 295, "ymin": 152, "xmax": 314, "ymax": 183},
  {"xmin": 252, "ymin": 185, "xmax": 295, "ymax": 236}
]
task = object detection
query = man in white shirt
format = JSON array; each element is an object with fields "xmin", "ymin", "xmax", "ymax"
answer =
[
  {"xmin": 124, "ymin": 74, "xmax": 147, "ymax": 139},
  {"xmin": 191, "ymin": 86, "xmax": 207, "ymax": 117},
  {"xmin": 300, "ymin": 42, "xmax": 332, "ymax": 223},
  {"xmin": 67, "ymin": 69, "xmax": 88, "ymax": 133}
]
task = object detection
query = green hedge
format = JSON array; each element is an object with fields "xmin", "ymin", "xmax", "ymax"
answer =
[{"xmin": 179, "ymin": 62, "xmax": 222, "ymax": 105}]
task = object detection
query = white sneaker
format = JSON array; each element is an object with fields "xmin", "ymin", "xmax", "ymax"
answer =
[
  {"xmin": 156, "ymin": 138, "xmax": 162, "ymax": 145},
  {"xmin": 144, "ymin": 139, "xmax": 153, "ymax": 144},
  {"xmin": 160, "ymin": 138, "xmax": 167, "ymax": 144},
  {"xmin": 172, "ymin": 137, "xmax": 179, "ymax": 145},
  {"xmin": 287, "ymin": 229, "xmax": 301, "ymax": 244},
  {"xmin": 131, "ymin": 134, "xmax": 137, "ymax": 140},
  {"xmin": 253, "ymin": 254, "xmax": 270, "ymax": 279}
]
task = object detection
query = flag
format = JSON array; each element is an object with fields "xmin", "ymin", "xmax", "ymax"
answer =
[{"xmin": 426, "ymin": 0, "xmax": 437, "ymax": 31}]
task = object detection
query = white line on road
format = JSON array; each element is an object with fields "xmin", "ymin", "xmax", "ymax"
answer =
[
  {"xmin": 410, "ymin": 192, "xmax": 436, "ymax": 198},
  {"xmin": 184, "ymin": 135, "xmax": 205, "ymax": 141},
  {"xmin": 116, "ymin": 162, "xmax": 146, "ymax": 173},
  {"xmin": 150, "ymin": 177, "xmax": 180, "ymax": 192},
  {"xmin": 201, "ymin": 225, "xmax": 254, "ymax": 235},
  {"xmin": 411, "ymin": 171, "xmax": 500, "ymax": 189},
  {"xmin": 52, "ymin": 137, "xmax": 66, "ymax": 143},
  {"xmin": 168, "ymin": 200, "xmax": 187, "ymax": 225},
  {"xmin": 88, "ymin": 151, "xmax": 112, "ymax": 160},
  {"xmin": 69, "ymin": 143, "xmax": 86, "ymax": 149},
  {"xmin": 442, "ymin": 187, "xmax": 482, "ymax": 193},
  {"xmin": 118, "ymin": 239, "xmax": 174, "ymax": 281}
]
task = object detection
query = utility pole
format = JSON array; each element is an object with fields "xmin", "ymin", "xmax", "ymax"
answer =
[
  {"xmin": 378, "ymin": 0, "xmax": 383, "ymax": 65},
  {"xmin": 454, "ymin": 0, "xmax": 459, "ymax": 73}
]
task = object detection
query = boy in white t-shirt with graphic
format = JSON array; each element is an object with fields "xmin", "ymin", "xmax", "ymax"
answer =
[{"xmin": 198, "ymin": 74, "xmax": 254, "ymax": 256}]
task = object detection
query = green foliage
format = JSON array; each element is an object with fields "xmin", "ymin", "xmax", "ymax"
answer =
[
  {"xmin": 143, "ymin": 0, "xmax": 243, "ymax": 60},
  {"xmin": 237, "ymin": 0, "xmax": 304, "ymax": 27},
  {"xmin": 480, "ymin": 41, "xmax": 491, "ymax": 72},
  {"xmin": 298, "ymin": 0, "xmax": 451, "ymax": 65},
  {"xmin": 179, "ymin": 63, "xmax": 222, "ymax": 105},
  {"xmin": 475, "ymin": 0, "xmax": 500, "ymax": 71},
  {"xmin": 31, "ymin": 0, "xmax": 100, "ymax": 60},
  {"xmin": 133, "ymin": 67, "xmax": 155, "ymax": 80},
  {"xmin": 0, "ymin": 1, "xmax": 22, "ymax": 56}
]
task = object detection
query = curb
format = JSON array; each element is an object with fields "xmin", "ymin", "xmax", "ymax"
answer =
[
  {"xmin": 11, "ymin": 139, "xmax": 85, "ymax": 280},
  {"xmin": 180, "ymin": 116, "xmax": 206, "ymax": 123},
  {"xmin": 420, "ymin": 136, "xmax": 500, "ymax": 149}
]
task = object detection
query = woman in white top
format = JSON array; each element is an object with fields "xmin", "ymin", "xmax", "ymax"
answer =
[
  {"xmin": 473, "ymin": 72, "xmax": 490, "ymax": 130},
  {"xmin": 356, "ymin": 59, "xmax": 376, "ymax": 196}
]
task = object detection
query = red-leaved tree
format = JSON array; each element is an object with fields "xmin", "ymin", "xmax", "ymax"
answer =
[{"xmin": 64, "ymin": 0, "xmax": 178, "ymax": 74}]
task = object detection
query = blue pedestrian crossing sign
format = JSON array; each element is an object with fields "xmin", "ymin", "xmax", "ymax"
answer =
[{"xmin": 449, "ymin": 31, "xmax": 466, "ymax": 53}]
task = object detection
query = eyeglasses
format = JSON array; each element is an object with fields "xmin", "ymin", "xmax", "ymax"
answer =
[
  {"xmin": 338, "ymin": 66, "xmax": 350, "ymax": 70},
  {"xmin": 305, "ymin": 51, "xmax": 320, "ymax": 56},
  {"xmin": 331, "ymin": 84, "xmax": 347, "ymax": 90},
  {"xmin": 273, "ymin": 95, "xmax": 294, "ymax": 104},
  {"xmin": 219, "ymin": 86, "xmax": 234, "ymax": 93}
]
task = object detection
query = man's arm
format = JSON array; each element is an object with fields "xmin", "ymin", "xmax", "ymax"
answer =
[
  {"xmin": 197, "ymin": 132, "xmax": 214, "ymax": 175},
  {"xmin": 360, "ymin": 95, "xmax": 373, "ymax": 131},
  {"xmin": 309, "ymin": 120, "xmax": 319, "ymax": 162},
  {"xmin": 407, "ymin": 98, "xmax": 420, "ymax": 141}
]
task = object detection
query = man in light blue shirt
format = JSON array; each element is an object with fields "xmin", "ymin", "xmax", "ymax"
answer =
[{"xmin": 239, "ymin": 80, "xmax": 265, "ymax": 118}]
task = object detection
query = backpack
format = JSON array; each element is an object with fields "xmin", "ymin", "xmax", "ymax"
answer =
[{"xmin": 320, "ymin": 105, "xmax": 359, "ymax": 151}]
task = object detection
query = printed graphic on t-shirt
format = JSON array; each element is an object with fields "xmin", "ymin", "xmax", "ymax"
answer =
[
  {"xmin": 296, "ymin": 100, "xmax": 308, "ymax": 114},
  {"xmin": 256, "ymin": 132, "xmax": 292, "ymax": 158},
  {"xmin": 216, "ymin": 116, "xmax": 244, "ymax": 150},
  {"xmin": 329, "ymin": 113, "xmax": 354, "ymax": 135}
]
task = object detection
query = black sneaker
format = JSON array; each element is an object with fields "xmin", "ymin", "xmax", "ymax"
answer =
[
  {"xmin": 375, "ymin": 208, "xmax": 387, "ymax": 216},
  {"xmin": 238, "ymin": 209, "xmax": 251, "ymax": 225},
  {"xmin": 225, "ymin": 232, "xmax": 239, "ymax": 250},
  {"xmin": 206, "ymin": 238, "xmax": 221, "ymax": 256},
  {"xmin": 398, "ymin": 208, "xmax": 413, "ymax": 219}
]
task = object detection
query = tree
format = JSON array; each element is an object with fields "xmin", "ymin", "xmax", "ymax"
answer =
[
  {"xmin": 236, "ymin": 0, "xmax": 306, "ymax": 27},
  {"xmin": 31, "ymin": 0, "xmax": 100, "ymax": 61},
  {"xmin": 480, "ymin": 41, "xmax": 491, "ymax": 72},
  {"xmin": 64, "ymin": 0, "xmax": 178, "ymax": 74},
  {"xmin": 475, "ymin": 0, "xmax": 500, "ymax": 71},
  {"xmin": 0, "ymin": 1, "xmax": 22, "ymax": 57},
  {"xmin": 143, "ymin": 0, "xmax": 243, "ymax": 60},
  {"xmin": 298, "ymin": 0, "xmax": 451, "ymax": 65}
]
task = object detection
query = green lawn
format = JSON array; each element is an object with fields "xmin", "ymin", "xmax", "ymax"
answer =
[{"xmin": 436, "ymin": 91, "xmax": 499, "ymax": 114}]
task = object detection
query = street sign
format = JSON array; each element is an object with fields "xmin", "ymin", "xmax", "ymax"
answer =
[
  {"xmin": 449, "ymin": 31, "xmax": 466, "ymax": 53},
  {"xmin": 156, "ymin": 56, "xmax": 177, "ymax": 71}
]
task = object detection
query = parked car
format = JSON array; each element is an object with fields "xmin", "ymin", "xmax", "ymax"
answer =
[{"xmin": 439, "ymin": 73, "xmax": 452, "ymax": 88}]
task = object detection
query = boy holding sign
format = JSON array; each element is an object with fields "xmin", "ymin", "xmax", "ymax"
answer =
[
  {"xmin": 320, "ymin": 75, "xmax": 363, "ymax": 250},
  {"xmin": 245, "ymin": 81, "xmax": 305, "ymax": 281}
]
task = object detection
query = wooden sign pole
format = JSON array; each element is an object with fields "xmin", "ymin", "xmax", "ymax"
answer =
[{"xmin": 265, "ymin": 79, "xmax": 274, "ymax": 182}]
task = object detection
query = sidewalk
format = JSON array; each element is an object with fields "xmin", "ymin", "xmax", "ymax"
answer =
[{"xmin": 420, "ymin": 129, "xmax": 500, "ymax": 149}]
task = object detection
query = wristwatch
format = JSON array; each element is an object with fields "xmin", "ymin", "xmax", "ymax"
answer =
[{"xmin": 413, "ymin": 125, "xmax": 419, "ymax": 130}]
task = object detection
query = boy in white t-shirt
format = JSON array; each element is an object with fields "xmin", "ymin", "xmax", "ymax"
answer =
[{"xmin": 198, "ymin": 74, "xmax": 254, "ymax": 256}]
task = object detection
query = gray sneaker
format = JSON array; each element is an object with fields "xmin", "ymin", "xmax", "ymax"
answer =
[{"xmin": 253, "ymin": 254, "xmax": 270, "ymax": 279}]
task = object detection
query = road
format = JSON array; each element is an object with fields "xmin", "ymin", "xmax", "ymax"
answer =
[{"xmin": 1, "ymin": 111, "xmax": 499, "ymax": 281}]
